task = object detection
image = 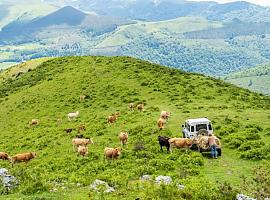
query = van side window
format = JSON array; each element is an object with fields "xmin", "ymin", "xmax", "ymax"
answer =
[
  {"xmin": 191, "ymin": 126, "xmax": 194, "ymax": 132},
  {"xmin": 208, "ymin": 124, "xmax": 212, "ymax": 130}
]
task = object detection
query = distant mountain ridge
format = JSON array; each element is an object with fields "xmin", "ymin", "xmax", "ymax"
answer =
[
  {"xmin": 65, "ymin": 0, "xmax": 270, "ymax": 22},
  {"xmin": 0, "ymin": 6, "xmax": 131, "ymax": 40}
]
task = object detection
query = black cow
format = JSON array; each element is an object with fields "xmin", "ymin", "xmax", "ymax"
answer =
[
  {"xmin": 76, "ymin": 134, "xmax": 84, "ymax": 138},
  {"xmin": 158, "ymin": 136, "xmax": 170, "ymax": 152},
  {"xmin": 65, "ymin": 128, "xmax": 73, "ymax": 134}
]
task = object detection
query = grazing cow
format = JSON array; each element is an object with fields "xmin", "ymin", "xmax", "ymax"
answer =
[
  {"xmin": 158, "ymin": 136, "xmax": 170, "ymax": 152},
  {"xmin": 137, "ymin": 104, "xmax": 144, "ymax": 112},
  {"xmin": 77, "ymin": 145, "xmax": 88, "ymax": 156},
  {"xmin": 129, "ymin": 103, "xmax": 135, "ymax": 111},
  {"xmin": 10, "ymin": 152, "xmax": 37, "ymax": 166},
  {"xmin": 68, "ymin": 111, "xmax": 79, "ymax": 121},
  {"xmin": 72, "ymin": 138, "xmax": 93, "ymax": 151},
  {"xmin": 119, "ymin": 132, "xmax": 128, "ymax": 145},
  {"xmin": 80, "ymin": 94, "xmax": 86, "ymax": 101},
  {"xmin": 65, "ymin": 128, "xmax": 73, "ymax": 134},
  {"xmin": 104, "ymin": 147, "xmax": 121, "ymax": 160},
  {"xmin": 29, "ymin": 119, "xmax": 39, "ymax": 127},
  {"xmin": 107, "ymin": 112, "xmax": 120, "ymax": 125},
  {"xmin": 160, "ymin": 111, "xmax": 170, "ymax": 120},
  {"xmin": 77, "ymin": 124, "xmax": 86, "ymax": 133},
  {"xmin": 168, "ymin": 138, "xmax": 193, "ymax": 152},
  {"xmin": 0, "ymin": 152, "xmax": 9, "ymax": 160},
  {"xmin": 157, "ymin": 118, "xmax": 165, "ymax": 130}
]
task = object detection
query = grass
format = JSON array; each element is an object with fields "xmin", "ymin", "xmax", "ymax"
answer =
[{"xmin": 0, "ymin": 56, "xmax": 269, "ymax": 199}]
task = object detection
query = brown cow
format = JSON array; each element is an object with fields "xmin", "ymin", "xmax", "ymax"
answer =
[
  {"xmin": 137, "ymin": 104, "xmax": 144, "ymax": 112},
  {"xmin": 104, "ymin": 147, "xmax": 121, "ymax": 160},
  {"xmin": 168, "ymin": 138, "xmax": 193, "ymax": 152},
  {"xmin": 0, "ymin": 152, "xmax": 9, "ymax": 160},
  {"xmin": 29, "ymin": 119, "xmax": 39, "ymax": 127},
  {"xmin": 119, "ymin": 132, "xmax": 128, "ymax": 145},
  {"xmin": 157, "ymin": 118, "xmax": 165, "ymax": 130},
  {"xmin": 160, "ymin": 111, "xmax": 170, "ymax": 120},
  {"xmin": 107, "ymin": 112, "xmax": 120, "ymax": 125},
  {"xmin": 10, "ymin": 152, "xmax": 37, "ymax": 166},
  {"xmin": 72, "ymin": 138, "xmax": 94, "ymax": 151},
  {"xmin": 77, "ymin": 145, "xmax": 88, "ymax": 156}
]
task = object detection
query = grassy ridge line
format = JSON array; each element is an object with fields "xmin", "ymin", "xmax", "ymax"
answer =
[
  {"xmin": 0, "ymin": 56, "xmax": 269, "ymax": 199},
  {"xmin": 0, "ymin": 57, "xmax": 52, "ymax": 82}
]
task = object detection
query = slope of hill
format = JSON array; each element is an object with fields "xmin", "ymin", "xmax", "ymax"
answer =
[
  {"xmin": 0, "ymin": 56, "xmax": 269, "ymax": 199},
  {"xmin": 224, "ymin": 63, "xmax": 270, "ymax": 95}
]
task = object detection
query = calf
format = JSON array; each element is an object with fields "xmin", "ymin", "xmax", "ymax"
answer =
[
  {"xmin": 158, "ymin": 136, "xmax": 170, "ymax": 152},
  {"xmin": 157, "ymin": 118, "xmax": 165, "ymax": 130},
  {"xmin": 77, "ymin": 145, "xmax": 88, "ymax": 156},
  {"xmin": 119, "ymin": 132, "xmax": 128, "ymax": 145},
  {"xmin": 104, "ymin": 147, "xmax": 121, "ymax": 160},
  {"xmin": 168, "ymin": 138, "xmax": 193, "ymax": 152},
  {"xmin": 0, "ymin": 152, "xmax": 9, "ymax": 160},
  {"xmin": 10, "ymin": 152, "xmax": 37, "ymax": 166}
]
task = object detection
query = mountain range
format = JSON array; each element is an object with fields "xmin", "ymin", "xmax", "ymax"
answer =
[{"xmin": 0, "ymin": 0, "xmax": 270, "ymax": 94}]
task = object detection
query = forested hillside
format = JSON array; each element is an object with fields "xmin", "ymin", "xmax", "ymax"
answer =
[{"xmin": 0, "ymin": 56, "xmax": 269, "ymax": 199}]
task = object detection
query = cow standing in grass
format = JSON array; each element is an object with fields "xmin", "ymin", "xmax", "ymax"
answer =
[{"xmin": 158, "ymin": 136, "xmax": 170, "ymax": 152}]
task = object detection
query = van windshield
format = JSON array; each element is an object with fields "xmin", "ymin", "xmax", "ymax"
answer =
[{"xmin": 196, "ymin": 124, "xmax": 207, "ymax": 131}]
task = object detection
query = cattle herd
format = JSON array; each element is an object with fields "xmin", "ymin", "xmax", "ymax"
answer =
[{"xmin": 0, "ymin": 100, "xmax": 219, "ymax": 168}]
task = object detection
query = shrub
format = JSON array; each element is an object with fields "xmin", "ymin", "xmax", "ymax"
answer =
[
  {"xmin": 238, "ymin": 141, "xmax": 265, "ymax": 152},
  {"xmin": 240, "ymin": 148, "xmax": 265, "ymax": 160}
]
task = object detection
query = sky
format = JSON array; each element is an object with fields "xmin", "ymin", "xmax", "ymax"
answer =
[{"xmin": 189, "ymin": 0, "xmax": 270, "ymax": 6}]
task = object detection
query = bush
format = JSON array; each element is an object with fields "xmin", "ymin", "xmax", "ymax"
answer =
[
  {"xmin": 240, "ymin": 148, "xmax": 265, "ymax": 160},
  {"xmin": 238, "ymin": 141, "xmax": 265, "ymax": 151}
]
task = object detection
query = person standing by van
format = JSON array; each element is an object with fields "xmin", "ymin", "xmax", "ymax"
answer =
[{"xmin": 208, "ymin": 133, "xmax": 218, "ymax": 158}]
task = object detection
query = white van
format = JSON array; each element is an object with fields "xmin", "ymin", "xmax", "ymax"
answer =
[{"xmin": 182, "ymin": 118, "xmax": 213, "ymax": 138}]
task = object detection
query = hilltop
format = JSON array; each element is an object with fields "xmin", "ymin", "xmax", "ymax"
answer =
[{"xmin": 0, "ymin": 56, "xmax": 269, "ymax": 199}]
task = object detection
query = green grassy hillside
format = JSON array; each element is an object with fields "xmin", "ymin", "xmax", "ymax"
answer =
[
  {"xmin": 0, "ymin": 56, "xmax": 269, "ymax": 199},
  {"xmin": 224, "ymin": 63, "xmax": 270, "ymax": 95}
]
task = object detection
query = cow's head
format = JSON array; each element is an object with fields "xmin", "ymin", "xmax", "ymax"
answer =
[{"xmin": 31, "ymin": 152, "xmax": 37, "ymax": 158}]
